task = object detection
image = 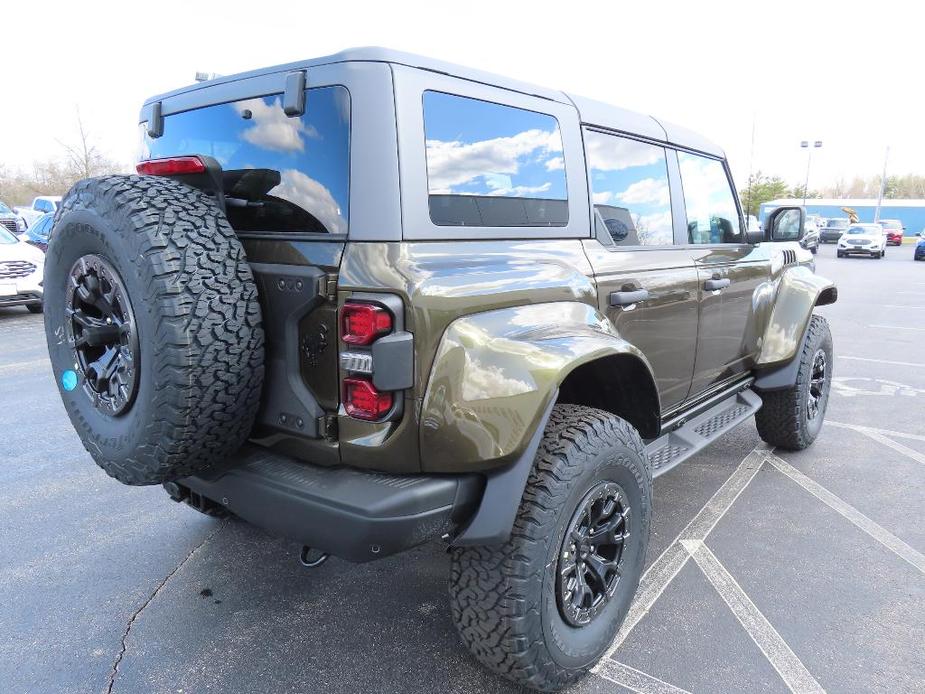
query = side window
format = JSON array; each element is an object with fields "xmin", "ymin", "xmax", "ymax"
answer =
[
  {"xmin": 143, "ymin": 86, "xmax": 350, "ymax": 235},
  {"xmin": 677, "ymin": 152, "xmax": 742, "ymax": 244},
  {"xmin": 585, "ymin": 130, "xmax": 673, "ymax": 246},
  {"xmin": 423, "ymin": 91, "xmax": 568, "ymax": 227}
]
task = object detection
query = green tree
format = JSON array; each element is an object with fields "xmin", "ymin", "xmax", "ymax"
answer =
[
  {"xmin": 739, "ymin": 171, "xmax": 790, "ymax": 217},
  {"xmin": 789, "ymin": 184, "xmax": 821, "ymax": 200}
]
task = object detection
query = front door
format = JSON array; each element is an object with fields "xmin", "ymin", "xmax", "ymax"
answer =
[
  {"xmin": 582, "ymin": 130, "xmax": 700, "ymax": 409},
  {"xmin": 675, "ymin": 151, "xmax": 767, "ymax": 396}
]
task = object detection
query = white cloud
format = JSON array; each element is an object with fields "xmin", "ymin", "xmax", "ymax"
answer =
[
  {"xmin": 635, "ymin": 211, "xmax": 673, "ymax": 240},
  {"xmin": 544, "ymin": 156, "xmax": 564, "ymax": 171},
  {"xmin": 426, "ymin": 128, "xmax": 562, "ymax": 192},
  {"xmin": 592, "ymin": 191, "xmax": 613, "ymax": 204},
  {"xmin": 585, "ymin": 132, "xmax": 663, "ymax": 172},
  {"xmin": 273, "ymin": 169, "xmax": 346, "ymax": 234},
  {"xmin": 234, "ymin": 98, "xmax": 319, "ymax": 153},
  {"xmin": 486, "ymin": 182, "xmax": 551, "ymax": 197},
  {"xmin": 616, "ymin": 177, "xmax": 670, "ymax": 206}
]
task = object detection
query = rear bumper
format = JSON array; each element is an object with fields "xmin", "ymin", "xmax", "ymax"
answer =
[{"xmin": 179, "ymin": 445, "xmax": 482, "ymax": 562}]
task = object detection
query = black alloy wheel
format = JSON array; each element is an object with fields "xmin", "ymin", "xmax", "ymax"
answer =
[
  {"xmin": 65, "ymin": 254, "xmax": 139, "ymax": 416},
  {"xmin": 807, "ymin": 348, "xmax": 827, "ymax": 421},
  {"xmin": 557, "ymin": 481, "xmax": 630, "ymax": 627}
]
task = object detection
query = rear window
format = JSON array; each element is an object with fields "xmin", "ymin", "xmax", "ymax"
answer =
[
  {"xmin": 423, "ymin": 91, "xmax": 568, "ymax": 227},
  {"xmin": 141, "ymin": 86, "xmax": 350, "ymax": 235}
]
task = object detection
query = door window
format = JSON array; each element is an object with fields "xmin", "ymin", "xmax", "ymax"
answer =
[
  {"xmin": 423, "ymin": 91, "xmax": 568, "ymax": 227},
  {"xmin": 585, "ymin": 130, "xmax": 673, "ymax": 246},
  {"xmin": 677, "ymin": 152, "xmax": 742, "ymax": 244}
]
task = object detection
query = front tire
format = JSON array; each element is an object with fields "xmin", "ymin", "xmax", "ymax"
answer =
[
  {"xmin": 449, "ymin": 405, "xmax": 651, "ymax": 691},
  {"xmin": 756, "ymin": 315, "xmax": 833, "ymax": 451},
  {"xmin": 26, "ymin": 303, "xmax": 43, "ymax": 314}
]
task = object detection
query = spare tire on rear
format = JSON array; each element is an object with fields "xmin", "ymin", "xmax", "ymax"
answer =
[{"xmin": 43, "ymin": 175, "xmax": 264, "ymax": 485}]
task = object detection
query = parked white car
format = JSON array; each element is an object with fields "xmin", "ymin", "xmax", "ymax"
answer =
[
  {"xmin": 836, "ymin": 223, "xmax": 887, "ymax": 259},
  {"xmin": 15, "ymin": 196, "xmax": 62, "ymax": 228},
  {"xmin": 0, "ymin": 225, "xmax": 45, "ymax": 312}
]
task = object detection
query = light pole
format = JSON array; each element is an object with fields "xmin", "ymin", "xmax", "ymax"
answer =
[
  {"xmin": 874, "ymin": 146, "xmax": 890, "ymax": 223},
  {"xmin": 800, "ymin": 140, "xmax": 822, "ymax": 207}
]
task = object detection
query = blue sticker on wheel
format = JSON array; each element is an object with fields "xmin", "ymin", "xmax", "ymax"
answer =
[{"xmin": 61, "ymin": 370, "xmax": 78, "ymax": 391}]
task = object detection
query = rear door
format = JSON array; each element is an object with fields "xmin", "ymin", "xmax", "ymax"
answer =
[
  {"xmin": 582, "ymin": 130, "xmax": 699, "ymax": 409},
  {"xmin": 675, "ymin": 151, "xmax": 767, "ymax": 396},
  {"xmin": 140, "ymin": 67, "xmax": 358, "ymax": 459}
]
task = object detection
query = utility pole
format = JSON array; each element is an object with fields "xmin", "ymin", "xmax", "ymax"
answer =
[
  {"xmin": 800, "ymin": 140, "xmax": 822, "ymax": 207},
  {"xmin": 875, "ymin": 146, "xmax": 890, "ymax": 223}
]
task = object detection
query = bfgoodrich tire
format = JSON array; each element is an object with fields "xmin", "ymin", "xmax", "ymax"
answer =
[
  {"xmin": 449, "ymin": 405, "xmax": 651, "ymax": 691},
  {"xmin": 43, "ymin": 175, "xmax": 264, "ymax": 485},
  {"xmin": 755, "ymin": 315, "xmax": 832, "ymax": 451}
]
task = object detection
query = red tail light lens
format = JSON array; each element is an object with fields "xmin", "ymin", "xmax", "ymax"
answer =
[
  {"xmin": 136, "ymin": 156, "xmax": 206, "ymax": 176},
  {"xmin": 341, "ymin": 302, "xmax": 392, "ymax": 345},
  {"xmin": 343, "ymin": 377, "xmax": 393, "ymax": 420}
]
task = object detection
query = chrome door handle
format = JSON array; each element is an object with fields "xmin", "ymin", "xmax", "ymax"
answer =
[
  {"xmin": 703, "ymin": 278, "xmax": 731, "ymax": 291},
  {"xmin": 609, "ymin": 289, "xmax": 650, "ymax": 307}
]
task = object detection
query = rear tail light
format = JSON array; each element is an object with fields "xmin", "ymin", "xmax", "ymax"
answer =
[
  {"xmin": 341, "ymin": 302, "xmax": 392, "ymax": 345},
  {"xmin": 136, "ymin": 156, "xmax": 206, "ymax": 176},
  {"xmin": 343, "ymin": 377, "xmax": 393, "ymax": 420}
]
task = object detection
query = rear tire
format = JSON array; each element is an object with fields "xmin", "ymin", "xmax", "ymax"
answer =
[
  {"xmin": 756, "ymin": 315, "xmax": 833, "ymax": 451},
  {"xmin": 27, "ymin": 303, "xmax": 43, "ymax": 314},
  {"xmin": 43, "ymin": 175, "xmax": 264, "ymax": 485},
  {"xmin": 449, "ymin": 405, "xmax": 651, "ymax": 691}
]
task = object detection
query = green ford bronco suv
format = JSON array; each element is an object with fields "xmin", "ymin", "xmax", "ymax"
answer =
[{"xmin": 43, "ymin": 48, "xmax": 837, "ymax": 691}]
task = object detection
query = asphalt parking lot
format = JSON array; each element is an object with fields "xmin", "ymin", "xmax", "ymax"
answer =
[{"xmin": 2, "ymin": 244, "xmax": 923, "ymax": 694}]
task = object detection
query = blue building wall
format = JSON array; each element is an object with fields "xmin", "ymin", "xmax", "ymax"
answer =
[{"xmin": 759, "ymin": 203, "xmax": 925, "ymax": 236}]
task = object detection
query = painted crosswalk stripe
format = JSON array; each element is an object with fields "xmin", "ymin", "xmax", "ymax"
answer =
[
  {"xmin": 595, "ymin": 445, "xmax": 771, "ymax": 665},
  {"xmin": 768, "ymin": 455, "xmax": 925, "ymax": 575},
  {"xmin": 827, "ymin": 420, "xmax": 925, "ymax": 443},
  {"xmin": 682, "ymin": 540, "xmax": 825, "ymax": 694},
  {"xmin": 596, "ymin": 659, "xmax": 692, "ymax": 694}
]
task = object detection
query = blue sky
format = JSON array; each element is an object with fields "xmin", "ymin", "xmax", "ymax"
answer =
[
  {"xmin": 143, "ymin": 86, "xmax": 350, "ymax": 233},
  {"xmin": 585, "ymin": 131, "xmax": 673, "ymax": 244},
  {"xmin": 424, "ymin": 91, "xmax": 567, "ymax": 200}
]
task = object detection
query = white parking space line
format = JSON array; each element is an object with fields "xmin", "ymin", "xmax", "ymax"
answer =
[
  {"xmin": 767, "ymin": 455, "xmax": 925, "ymax": 575},
  {"xmin": 827, "ymin": 420, "xmax": 925, "ymax": 443},
  {"xmin": 838, "ymin": 355, "xmax": 920, "ymax": 368},
  {"xmin": 595, "ymin": 446, "xmax": 771, "ymax": 665},
  {"xmin": 596, "ymin": 659, "xmax": 692, "ymax": 694},
  {"xmin": 848, "ymin": 428, "xmax": 925, "ymax": 467},
  {"xmin": 878, "ymin": 305, "xmax": 925, "ymax": 309},
  {"xmin": 868, "ymin": 325, "xmax": 925, "ymax": 332},
  {"xmin": 682, "ymin": 540, "xmax": 825, "ymax": 694}
]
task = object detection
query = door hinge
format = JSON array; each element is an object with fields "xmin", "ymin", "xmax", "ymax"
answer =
[{"xmin": 318, "ymin": 274, "xmax": 338, "ymax": 302}]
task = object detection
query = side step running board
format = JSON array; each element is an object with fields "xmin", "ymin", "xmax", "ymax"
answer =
[{"xmin": 645, "ymin": 388, "xmax": 762, "ymax": 478}]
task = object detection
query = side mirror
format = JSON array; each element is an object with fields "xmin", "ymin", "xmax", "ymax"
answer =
[{"xmin": 767, "ymin": 206, "xmax": 804, "ymax": 242}]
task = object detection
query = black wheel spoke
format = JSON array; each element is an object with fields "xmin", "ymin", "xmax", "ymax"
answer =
[
  {"xmin": 556, "ymin": 481, "xmax": 631, "ymax": 626},
  {"xmin": 66, "ymin": 255, "xmax": 139, "ymax": 416}
]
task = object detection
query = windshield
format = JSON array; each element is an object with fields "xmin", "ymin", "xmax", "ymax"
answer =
[
  {"xmin": 846, "ymin": 226, "xmax": 875, "ymax": 235},
  {"xmin": 826, "ymin": 219, "xmax": 848, "ymax": 228},
  {"xmin": 879, "ymin": 220, "xmax": 901, "ymax": 229},
  {"xmin": 0, "ymin": 201, "xmax": 11, "ymax": 214},
  {"xmin": 0, "ymin": 226, "xmax": 18, "ymax": 244}
]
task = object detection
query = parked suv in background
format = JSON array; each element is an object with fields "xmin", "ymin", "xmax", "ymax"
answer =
[
  {"xmin": 877, "ymin": 218, "xmax": 905, "ymax": 246},
  {"xmin": 0, "ymin": 200, "xmax": 27, "ymax": 236},
  {"xmin": 15, "ymin": 195, "xmax": 61, "ymax": 227},
  {"xmin": 42, "ymin": 48, "xmax": 836, "ymax": 691},
  {"xmin": 820, "ymin": 217, "xmax": 850, "ymax": 243},
  {"xmin": 0, "ymin": 225, "xmax": 44, "ymax": 312},
  {"xmin": 837, "ymin": 223, "xmax": 887, "ymax": 258},
  {"xmin": 800, "ymin": 217, "xmax": 820, "ymax": 253}
]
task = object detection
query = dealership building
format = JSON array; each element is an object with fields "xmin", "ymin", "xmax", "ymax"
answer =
[{"xmin": 759, "ymin": 199, "xmax": 925, "ymax": 236}]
